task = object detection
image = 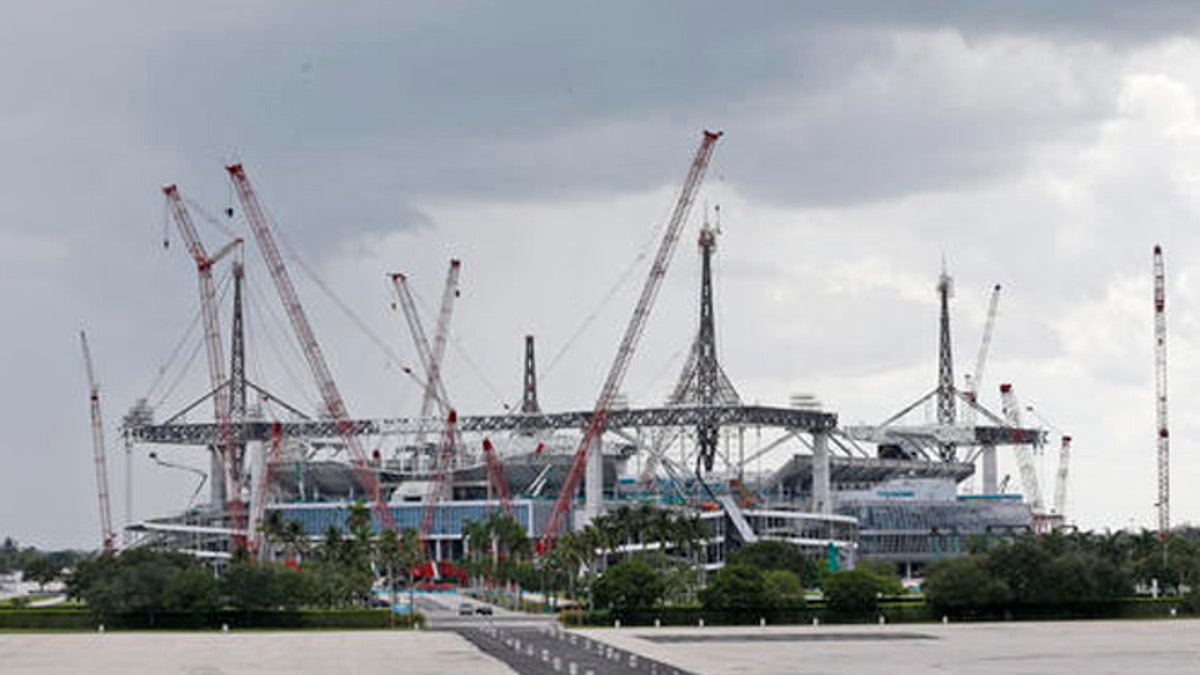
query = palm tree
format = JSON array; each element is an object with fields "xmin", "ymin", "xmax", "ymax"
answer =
[
  {"xmin": 283, "ymin": 519, "xmax": 308, "ymax": 564},
  {"xmin": 462, "ymin": 518, "xmax": 493, "ymax": 584},
  {"xmin": 258, "ymin": 510, "xmax": 286, "ymax": 561},
  {"xmin": 487, "ymin": 511, "xmax": 531, "ymax": 563}
]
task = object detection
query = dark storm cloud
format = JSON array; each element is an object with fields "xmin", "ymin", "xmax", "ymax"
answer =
[{"xmin": 4, "ymin": 1, "xmax": 1200, "ymax": 545}]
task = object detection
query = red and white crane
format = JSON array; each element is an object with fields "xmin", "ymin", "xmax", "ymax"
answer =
[
  {"xmin": 249, "ymin": 421, "xmax": 284, "ymax": 555},
  {"xmin": 389, "ymin": 271, "xmax": 453, "ymax": 420},
  {"xmin": 162, "ymin": 185, "xmax": 243, "ymax": 534},
  {"xmin": 537, "ymin": 130, "xmax": 722, "ymax": 555},
  {"xmin": 1153, "ymin": 244, "xmax": 1170, "ymax": 539},
  {"xmin": 81, "ymin": 330, "xmax": 115, "ymax": 552},
  {"xmin": 481, "ymin": 438, "xmax": 514, "ymax": 517},
  {"xmin": 225, "ymin": 164, "xmax": 394, "ymax": 530},
  {"xmin": 999, "ymin": 383, "xmax": 1043, "ymax": 514},
  {"xmin": 419, "ymin": 409, "xmax": 459, "ymax": 549},
  {"xmin": 421, "ymin": 260, "xmax": 461, "ymax": 423}
]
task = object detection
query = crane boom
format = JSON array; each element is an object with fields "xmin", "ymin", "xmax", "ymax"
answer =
[
  {"xmin": 420, "ymin": 260, "xmax": 461, "ymax": 423},
  {"xmin": 162, "ymin": 184, "xmax": 243, "ymax": 537},
  {"xmin": 419, "ymin": 410, "xmax": 459, "ymax": 545},
  {"xmin": 482, "ymin": 438, "xmax": 513, "ymax": 517},
  {"xmin": 81, "ymin": 331, "xmax": 115, "ymax": 552},
  {"xmin": 537, "ymin": 129, "xmax": 722, "ymax": 554},
  {"xmin": 999, "ymin": 383, "xmax": 1043, "ymax": 513},
  {"xmin": 390, "ymin": 272, "xmax": 451, "ymax": 416},
  {"xmin": 225, "ymin": 164, "xmax": 393, "ymax": 529},
  {"xmin": 249, "ymin": 421, "xmax": 284, "ymax": 555},
  {"xmin": 1153, "ymin": 245, "xmax": 1169, "ymax": 538},
  {"xmin": 964, "ymin": 284, "xmax": 1001, "ymax": 425}
]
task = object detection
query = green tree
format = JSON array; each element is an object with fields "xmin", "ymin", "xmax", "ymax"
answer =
[
  {"xmin": 727, "ymin": 540, "xmax": 820, "ymax": 587},
  {"xmin": 763, "ymin": 570, "xmax": 806, "ymax": 609},
  {"xmin": 23, "ymin": 554, "xmax": 61, "ymax": 589},
  {"xmin": 853, "ymin": 558, "xmax": 905, "ymax": 596},
  {"xmin": 222, "ymin": 561, "xmax": 284, "ymax": 611},
  {"xmin": 700, "ymin": 564, "xmax": 768, "ymax": 611},
  {"xmin": 68, "ymin": 548, "xmax": 218, "ymax": 623},
  {"xmin": 592, "ymin": 559, "xmax": 665, "ymax": 612},
  {"xmin": 164, "ymin": 565, "xmax": 220, "ymax": 614},
  {"xmin": 822, "ymin": 569, "xmax": 882, "ymax": 618},
  {"xmin": 924, "ymin": 555, "xmax": 1011, "ymax": 615}
]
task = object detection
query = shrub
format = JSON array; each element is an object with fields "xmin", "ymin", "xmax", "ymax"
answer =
[
  {"xmin": 763, "ymin": 570, "xmax": 805, "ymax": 609},
  {"xmin": 593, "ymin": 559, "xmax": 664, "ymax": 612},
  {"xmin": 822, "ymin": 569, "xmax": 883, "ymax": 618},
  {"xmin": 700, "ymin": 564, "xmax": 767, "ymax": 611}
]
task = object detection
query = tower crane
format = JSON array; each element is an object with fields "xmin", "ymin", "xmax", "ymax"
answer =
[
  {"xmin": 1153, "ymin": 244, "xmax": 1170, "ymax": 539},
  {"xmin": 225, "ymin": 164, "xmax": 394, "ymax": 529},
  {"xmin": 481, "ymin": 438, "xmax": 514, "ymax": 517},
  {"xmin": 163, "ymin": 184, "xmax": 244, "ymax": 538},
  {"xmin": 537, "ymin": 130, "xmax": 722, "ymax": 555},
  {"xmin": 999, "ymin": 383, "xmax": 1043, "ymax": 513},
  {"xmin": 81, "ymin": 330, "xmax": 115, "ymax": 552}
]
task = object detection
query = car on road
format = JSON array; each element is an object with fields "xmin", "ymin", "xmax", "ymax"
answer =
[
  {"xmin": 458, "ymin": 603, "xmax": 474, "ymax": 616},
  {"xmin": 475, "ymin": 605, "xmax": 493, "ymax": 616}
]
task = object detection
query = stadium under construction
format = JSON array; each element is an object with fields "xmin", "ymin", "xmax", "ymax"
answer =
[{"xmin": 105, "ymin": 132, "xmax": 1059, "ymax": 580}]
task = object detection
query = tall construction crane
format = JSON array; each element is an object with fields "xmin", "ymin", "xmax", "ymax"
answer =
[
  {"xmin": 481, "ymin": 438, "xmax": 514, "ymax": 517},
  {"xmin": 81, "ymin": 331, "xmax": 115, "ymax": 552},
  {"xmin": 420, "ymin": 260, "xmax": 461, "ymax": 425},
  {"xmin": 390, "ymin": 272, "xmax": 453, "ymax": 419},
  {"xmin": 225, "ymin": 164, "xmax": 394, "ymax": 530},
  {"xmin": 999, "ymin": 383, "xmax": 1043, "ymax": 513},
  {"xmin": 163, "ymin": 185, "xmax": 243, "ymax": 520},
  {"xmin": 249, "ymin": 422, "xmax": 284, "ymax": 555},
  {"xmin": 419, "ymin": 410, "xmax": 459, "ymax": 552},
  {"xmin": 537, "ymin": 129, "xmax": 723, "ymax": 555},
  {"xmin": 1153, "ymin": 244, "xmax": 1170, "ymax": 539},
  {"xmin": 963, "ymin": 284, "xmax": 1001, "ymax": 422}
]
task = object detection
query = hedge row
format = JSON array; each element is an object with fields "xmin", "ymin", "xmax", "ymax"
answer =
[
  {"xmin": 0, "ymin": 609, "xmax": 94, "ymax": 630},
  {"xmin": 562, "ymin": 597, "xmax": 1184, "ymax": 627},
  {"xmin": 0, "ymin": 608, "xmax": 421, "ymax": 631}
]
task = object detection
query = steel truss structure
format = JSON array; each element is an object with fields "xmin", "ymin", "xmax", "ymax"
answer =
[{"xmin": 128, "ymin": 404, "xmax": 837, "ymax": 446}]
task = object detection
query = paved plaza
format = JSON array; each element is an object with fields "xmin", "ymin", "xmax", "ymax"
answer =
[
  {"xmin": 3, "ymin": 619, "xmax": 1200, "ymax": 674},
  {"xmin": 580, "ymin": 619, "xmax": 1200, "ymax": 674},
  {"xmin": 0, "ymin": 630, "xmax": 517, "ymax": 675}
]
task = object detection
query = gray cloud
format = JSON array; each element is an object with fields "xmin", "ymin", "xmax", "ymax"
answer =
[{"xmin": 7, "ymin": 2, "xmax": 1200, "ymax": 546}]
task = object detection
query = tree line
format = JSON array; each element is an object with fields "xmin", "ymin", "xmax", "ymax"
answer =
[{"xmin": 924, "ymin": 529, "xmax": 1200, "ymax": 617}]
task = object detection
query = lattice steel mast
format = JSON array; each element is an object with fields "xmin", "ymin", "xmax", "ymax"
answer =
[
  {"xmin": 1154, "ymin": 245, "xmax": 1170, "ymax": 538},
  {"xmin": 936, "ymin": 264, "xmax": 957, "ymax": 461},
  {"xmin": 522, "ymin": 335, "xmax": 540, "ymax": 414},
  {"xmin": 537, "ymin": 130, "xmax": 722, "ymax": 554},
  {"xmin": 695, "ymin": 209, "xmax": 725, "ymax": 472},
  {"xmin": 229, "ymin": 260, "xmax": 247, "ymax": 493}
]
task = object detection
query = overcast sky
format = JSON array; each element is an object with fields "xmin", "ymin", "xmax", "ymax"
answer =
[{"xmin": 5, "ymin": 2, "xmax": 1200, "ymax": 548}]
